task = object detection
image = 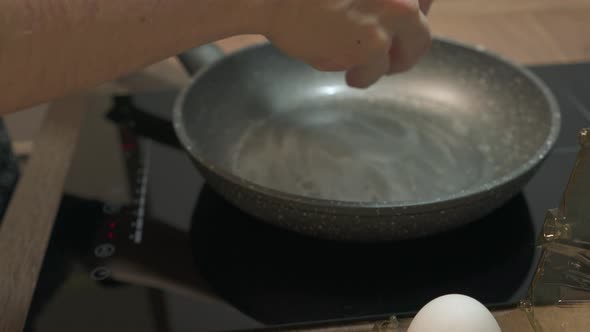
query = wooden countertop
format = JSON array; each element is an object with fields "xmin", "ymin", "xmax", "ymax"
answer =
[{"xmin": 1, "ymin": 1, "xmax": 590, "ymax": 331}]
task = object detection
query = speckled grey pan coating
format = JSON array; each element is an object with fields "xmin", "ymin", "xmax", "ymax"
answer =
[{"xmin": 172, "ymin": 38, "xmax": 561, "ymax": 242}]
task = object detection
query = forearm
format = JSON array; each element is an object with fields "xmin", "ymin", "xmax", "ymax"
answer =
[{"xmin": 0, "ymin": 0, "xmax": 267, "ymax": 113}]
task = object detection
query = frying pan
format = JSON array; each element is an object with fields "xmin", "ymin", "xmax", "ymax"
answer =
[{"xmin": 170, "ymin": 37, "xmax": 560, "ymax": 242}]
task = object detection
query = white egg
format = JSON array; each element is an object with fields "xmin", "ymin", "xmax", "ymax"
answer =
[{"xmin": 407, "ymin": 294, "xmax": 501, "ymax": 332}]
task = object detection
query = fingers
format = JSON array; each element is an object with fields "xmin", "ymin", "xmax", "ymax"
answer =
[
  {"xmin": 271, "ymin": 0, "xmax": 432, "ymax": 89},
  {"xmin": 346, "ymin": 48, "xmax": 390, "ymax": 88},
  {"xmin": 387, "ymin": 10, "xmax": 431, "ymax": 74},
  {"xmin": 418, "ymin": 0, "xmax": 434, "ymax": 14},
  {"xmin": 345, "ymin": 0, "xmax": 432, "ymax": 88}
]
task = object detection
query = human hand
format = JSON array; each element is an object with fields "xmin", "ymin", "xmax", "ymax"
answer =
[
  {"xmin": 419, "ymin": 0, "xmax": 434, "ymax": 15},
  {"xmin": 263, "ymin": 0, "xmax": 433, "ymax": 88}
]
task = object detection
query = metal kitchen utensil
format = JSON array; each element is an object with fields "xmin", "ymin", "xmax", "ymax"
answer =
[{"xmin": 169, "ymin": 37, "xmax": 561, "ymax": 242}]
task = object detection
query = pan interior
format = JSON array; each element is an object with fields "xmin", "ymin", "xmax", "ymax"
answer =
[
  {"xmin": 179, "ymin": 41, "xmax": 557, "ymax": 204},
  {"xmin": 230, "ymin": 96, "xmax": 493, "ymax": 202}
]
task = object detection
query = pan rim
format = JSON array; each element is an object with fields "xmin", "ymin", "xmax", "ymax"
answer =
[{"xmin": 172, "ymin": 36, "xmax": 561, "ymax": 211}]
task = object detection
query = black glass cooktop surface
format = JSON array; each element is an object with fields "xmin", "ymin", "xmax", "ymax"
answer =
[{"xmin": 25, "ymin": 63, "xmax": 590, "ymax": 332}]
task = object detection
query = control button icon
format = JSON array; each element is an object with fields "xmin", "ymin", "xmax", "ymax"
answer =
[
  {"xmin": 90, "ymin": 266, "xmax": 111, "ymax": 281},
  {"xmin": 94, "ymin": 244, "xmax": 116, "ymax": 258}
]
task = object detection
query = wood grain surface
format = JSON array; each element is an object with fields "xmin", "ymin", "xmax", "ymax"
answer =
[
  {"xmin": 0, "ymin": 94, "xmax": 107, "ymax": 332},
  {"xmin": 0, "ymin": 0, "xmax": 589, "ymax": 331},
  {"xmin": 429, "ymin": 0, "xmax": 590, "ymax": 65}
]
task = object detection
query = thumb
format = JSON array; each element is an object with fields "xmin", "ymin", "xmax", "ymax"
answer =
[{"xmin": 345, "ymin": 52, "xmax": 390, "ymax": 89}]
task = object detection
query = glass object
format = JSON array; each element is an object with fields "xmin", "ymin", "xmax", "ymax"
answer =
[{"xmin": 523, "ymin": 127, "xmax": 590, "ymax": 331}]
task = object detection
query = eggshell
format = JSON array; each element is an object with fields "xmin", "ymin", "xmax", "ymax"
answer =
[{"xmin": 407, "ymin": 294, "xmax": 501, "ymax": 332}]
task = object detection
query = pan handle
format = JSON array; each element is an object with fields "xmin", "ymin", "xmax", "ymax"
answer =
[
  {"xmin": 176, "ymin": 43, "xmax": 225, "ymax": 75},
  {"xmin": 106, "ymin": 96, "xmax": 182, "ymax": 150},
  {"xmin": 106, "ymin": 43, "xmax": 225, "ymax": 147}
]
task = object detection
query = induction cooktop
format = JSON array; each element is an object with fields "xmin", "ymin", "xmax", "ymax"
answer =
[{"xmin": 24, "ymin": 62, "xmax": 590, "ymax": 332}]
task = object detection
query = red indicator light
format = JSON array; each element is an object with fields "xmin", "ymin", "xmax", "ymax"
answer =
[
  {"xmin": 109, "ymin": 222, "xmax": 116, "ymax": 229},
  {"xmin": 122, "ymin": 143, "xmax": 137, "ymax": 150},
  {"xmin": 108, "ymin": 231, "xmax": 114, "ymax": 239}
]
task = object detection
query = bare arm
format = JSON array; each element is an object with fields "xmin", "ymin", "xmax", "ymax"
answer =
[
  {"xmin": 0, "ymin": 0, "xmax": 433, "ymax": 114},
  {"xmin": 0, "ymin": 0, "xmax": 268, "ymax": 113}
]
